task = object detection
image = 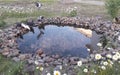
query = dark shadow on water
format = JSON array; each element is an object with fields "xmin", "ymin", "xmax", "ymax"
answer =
[{"xmin": 16, "ymin": 25, "xmax": 100, "ymax": 58}]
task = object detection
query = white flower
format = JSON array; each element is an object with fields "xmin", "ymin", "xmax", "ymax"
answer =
[
  {"xmin": 77, "ymin": 61, "xmax": 82, "ymax": 67},
  {"xmin": 36, "ymin": 67, "xmax": 39, "ymax": 69},
  {"xmin": 74, "ymin": 6, "xmax": 77, "ymax": 9},
  {"xmin": 107, "ymin": 47, "xmax": 112, "ymax": 50},
  {"xmin": 47, "ymin": 73, "xmax": 51, "ymax": 75},
  {"xmin": 39, "ymin": 67, "xmax": 44, "ymax": 71},
  {"xmin": 115, "ymin": 52, "xmax": 120, "ymax": 59},
  {"xmin": 83, "ymin": 68, "xmax": 88, "ymax": 73},
  {"xmin": 101, "ymin": 66, "xmax": 106, "ymax": 70},
  {"xmin": 112, "ymin": 55, "xmax": 119, "ymax": 61},
  {"xmin": 35, "ymin": 61, "xmax": 39, "ymax": 65},
  {"xmin": 103, "ymin": 61, "xmax": 108, "ymax": 66},
  {"xmin": 106, "ymin": 54, "xmax": 112, "ymax": 59},
  {"xmin": 54, "ymin": 70, "xmax": 61, "ymax": 75},
  {"xmin": 97, "ymin": 43, "xmax": 102, "ymax": 47},
  {"xmin": 63, "ymin": 73, "xmax": 67, "ymax": 75},
  {"xmin": 95, "ymin": 54, "xmax": 102, "ymax": 60}
]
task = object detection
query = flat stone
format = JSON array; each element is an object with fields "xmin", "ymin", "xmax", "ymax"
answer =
[
  {"xmin": 19, "ymin": 54, "xmax": 31, "ymax": 60},
  {"xmin": 12, "ymin": 57, "xmax": 20, "ymax": 62}
]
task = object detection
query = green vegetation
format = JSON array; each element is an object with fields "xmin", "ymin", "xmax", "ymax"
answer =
[
  {"xmin": 0, "ymin": 10, "xmax": 57, "ymax": 27},
  {"xmin": 1, "ymin": 10, "xmax": 55, "ymax": 19},
  {"xmin": 0, "ymin": 55, "xmax": 25, "ymax": 75},
  {"xmin": 0, "ymin": 0, "xmax": 56, "ymax": 3},
  {"xmin": 76, "ymin": 62, "xmax": 120, "ymax": 75},
  {"xmin": 68, "ymin": 10, "xmax": 77, "ymax": 17},
  {"xmin": 105, "ymin": 0, "xmax": 120, "ymax": 18},
  {"xmin": 0, "ymin": 20, "xmax": 6, "ymax": 27}
]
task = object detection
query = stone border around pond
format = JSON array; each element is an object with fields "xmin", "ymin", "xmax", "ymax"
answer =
[{"xmin": 0, "ymin": 16, "xmax": 120, "ymax": 66}]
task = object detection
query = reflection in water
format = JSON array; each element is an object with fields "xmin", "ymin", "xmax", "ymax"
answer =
[
  {"xmin": 75, "ymin": 28, "xmax": 92, "ymax": 38},
  {"xmin": 17, "ymin": 25, "xmax": 99, "ymax": 58}
]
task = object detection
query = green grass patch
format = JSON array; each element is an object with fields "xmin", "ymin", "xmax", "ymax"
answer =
[
  {"xmin": 0, "ymin": 54, "xmax": 26, "ymax": 75},
  {"xmin": 1, "ymin": 10, "xmax": 56, "ymax": 19},
  {"xmin": 0, "ymin": 20, "xmax": 6, "ymax": 27}
]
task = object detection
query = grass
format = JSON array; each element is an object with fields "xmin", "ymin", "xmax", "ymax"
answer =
[
  {"xmin": 0, "ymin": 10, "xmax": 58, "ymax": 27},
  {"xmin": 75, "ymin": 60, "xmax": 120, "ymax": 75},
  {"xmin": 0, "ymin": 0, "xmax": 111, "ymax": 28},
  {"xmin": 0, "ymin": 0, "xmax": 56, "ymax": 3},
  {"xmin": 0, "ymin": 54, "xmax": 26, "ymax": 75},
  {"xmin": 0, "ymin": 20, "xmax": 6, "ymax": 27},
  {"xmin": 1, "ymin": 10, "xmax": 56, "ymax": 18}
]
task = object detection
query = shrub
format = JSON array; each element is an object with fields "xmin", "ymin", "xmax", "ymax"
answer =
[
  {"xmin": 69, "ymin": 10, "xmax": 77, "ymax": 17},
  {"xmin": 105, "ymin": 0, "xmax": 120, "ymax": 18}
]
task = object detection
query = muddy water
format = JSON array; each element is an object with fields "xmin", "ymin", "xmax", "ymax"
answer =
[{"xmin": 17, "ymin": 25, "xmax": 99, "ymax": 57}]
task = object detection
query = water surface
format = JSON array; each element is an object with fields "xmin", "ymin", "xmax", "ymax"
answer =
[{"xmin": 17, "ymin": 25, "xmax": 99, "ymax": 57}]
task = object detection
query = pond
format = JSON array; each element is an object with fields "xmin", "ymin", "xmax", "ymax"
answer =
[{"xmin": 16, "ymin": 25, "xmax": 100, "ymax": 58}]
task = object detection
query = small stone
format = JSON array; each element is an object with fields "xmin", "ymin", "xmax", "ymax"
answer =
[
  {"xmin": 55, "ymin": 54, "xmax": 60, "ymax": 59},
  {"xmin": 80, "ymin": 58, "xmax": 88, "ymax": 64},
  {"xmin": 0, "ymin": 29, "xmax": 3, "ymax": 33},
  {"xmin": 10, "ymin": 50, "xmax": 19, "ymax": 57},
  {"xmin": 12, "ymin": 57, "xmax": 20, "ymax": 62},
  {"xmin": 1, "ymin": 48, "xmax": 10, "ymax": 56},
  {"xmin": 53, "ymin": 61, "xmax": 62, "ymax": 66},
  {"xmin": 28, "ymin": 59, "xmax": 34, "ymax": 64},
  {"xmin": 2, "ymin": 51, "xmax": 9, "ymax": 56},
  {"xmin": 41, "ymin": 54, "xmax": 46, "ymax": 58},
  {"xmin": 36, "ymin": 49, "xmax": 43, "ymax": 56},
  {"xmin": 24, "ymin": 65, "xmax": 35, "ymax": 72},
  {"xmin": 19, "ymin": 54, "xmax": 31, "ymax": 60}
]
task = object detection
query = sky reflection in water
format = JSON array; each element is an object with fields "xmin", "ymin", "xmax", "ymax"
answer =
[{"xmin": 17, "ymin": 25, "xmax": 99, "ymax": 58}]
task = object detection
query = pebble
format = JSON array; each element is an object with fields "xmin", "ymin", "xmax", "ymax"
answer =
[
  {"xmin": 36, "ymin": 49, "xmax": 44, "ymax": 56},
  {"xmin": 12, "ymin": 57, "xmax": 20, "ymax": 62}
]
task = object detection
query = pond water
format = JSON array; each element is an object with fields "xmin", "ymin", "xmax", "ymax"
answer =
[{"xmin": 17, "ymin": 25, "xmax": 99, "ymax": 58}]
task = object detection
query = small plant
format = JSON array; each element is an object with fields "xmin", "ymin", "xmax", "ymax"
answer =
[
  {"xmin": 0, "ymin": 20, "xmax": 6, "ymax": 27},
  {"xmin": 69, "ymin": 10, "xmax": 77, "ymax": 17},
  {"xmin": 66, "ymin": 7, "xmax": 78, "ymax": 17},
  {"xmin": 105, "ymin": 0, "xmax": 120, "ymax": 18}
]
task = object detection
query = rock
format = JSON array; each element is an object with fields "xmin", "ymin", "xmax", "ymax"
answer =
[
  {"xmin": 53, "ymin": 61, "xmax": 62, "ymax": 66},
  {"xmin": 28, "ymin": 59, "xmax": 35, "ymax": 64},
  {"xmin": 24, "ymin": 64, "xmax": 35, "ymax": 73},
  {"xmin": 1, "ymin": 48, "xmax": 10, "ymax": 56},
  {"xmin": 36, "ymin": 49, "xmax": 43, "ymax": 56},
  {"xmin": 19, "ymin": 54, "xmax": 31, "ymax": 60},
  {"xmin": 80, "ymin": 58, "xmax": 88, "ymax": 64},
  {"xmin": 54, "ymin": 54, "xmax": 60, "ymax": 59},
  {"xmin": 63, "ymin": 59, "xmax": 69, "ymax": 64},
  {"xmin": 41, "ymin": 54, "xmax": 47, "ymax": 58},
  {"xmin": 12, "ymin": 57, "xmax": 20, "ymax": 62},
  {"xmin": 43, "ymin": 57, "xmax": 53, "ymax": 63},
  {"xmin": 2, "ymin": 51, "xmax": 9, "ymax": 56},
  {"xmin": 8, "ymin": 50, "xmax": 19, "ymax": 57},
  {"xmin": 0, "ymin": 29, "xmax": 3, "ymax": 33}
]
